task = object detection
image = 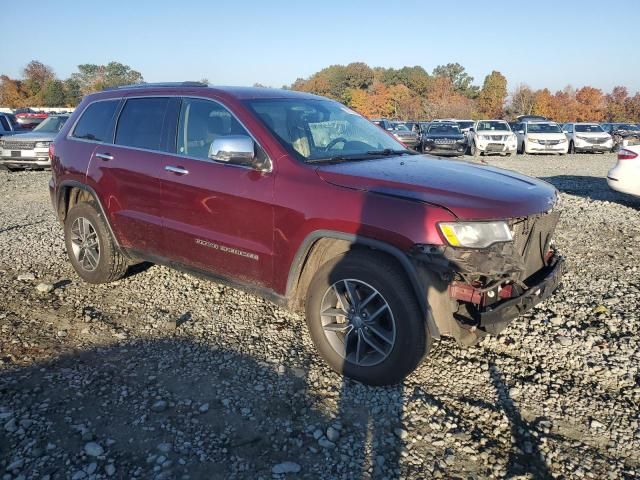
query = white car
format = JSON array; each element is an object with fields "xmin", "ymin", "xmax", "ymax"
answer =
[
  {"xmin": 514, "ymin": 121, "xmax": 568, "ymax": 155},
  {"xmin": 607, "ymin": 142, "xmax": 640, "ymax": 198},
  {"xmin": 468, "ymin": 120, "xmax": 518, "ymax": 156},
  {"xmin": 562, "ymin": 123, "xmax": 613, "ymax": 154}
]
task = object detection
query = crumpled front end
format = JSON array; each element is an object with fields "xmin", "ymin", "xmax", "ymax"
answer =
[{"xmin": 411, "ymin": 210, "xmax": 565, "ymax": 345}]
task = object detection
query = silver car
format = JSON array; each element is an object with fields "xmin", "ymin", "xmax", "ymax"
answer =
[{"xmin": 0, "ymin": 115, "xmax": 69, "ymax": 170}]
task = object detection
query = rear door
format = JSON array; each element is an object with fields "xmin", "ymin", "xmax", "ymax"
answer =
[
  {"xmin": 160, "ymin": 97, "xmax": 275, "ymax": 288},
  {"xmin": 87, "ymin": 96, "xmax": 180, "ymax": 255}
]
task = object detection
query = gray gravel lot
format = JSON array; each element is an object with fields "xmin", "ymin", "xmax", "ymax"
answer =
[{"xmin": 0, "ymin": 153, "xmax": 639, "ymax": 479}]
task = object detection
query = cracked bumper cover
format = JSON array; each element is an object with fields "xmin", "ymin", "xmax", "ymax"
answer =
[{"xmin": 479, "ymin": 253, "xmax": 565, "ymax": 333}]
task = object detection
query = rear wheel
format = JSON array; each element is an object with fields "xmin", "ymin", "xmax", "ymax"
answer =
[
  {"xmin": 64, "ymin": 202, "xmax": 128, "ymax": 284},
  {"xmin": 470, "ymin": 141, "xmax": 479, "ymax": 157},
  {"xmin": 569, "ymin": 141, "xmax": 575, "ymax": 154},
  {"xmin": 305, "ymin": 251, "xmax": 430, "ymax": 385}
]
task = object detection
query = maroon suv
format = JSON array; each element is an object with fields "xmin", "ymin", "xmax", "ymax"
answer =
[{"xmin": 49, "ymin": 82, "xmax": 564, "ymax": 385}]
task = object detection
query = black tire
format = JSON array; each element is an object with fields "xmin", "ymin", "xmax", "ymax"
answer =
[
  {"xmin": 517, "ymin": 141, "xmax": 525, "ymax": 155},
  {"xmin": 305, "ymin": 250, "xmax": 431, "ymax": 385},
  {"xmin": 568, "ymin": 141, "xmax": 575, "ymax": 154},
  {"xmin": 470, "ymin": 141, "xmax": 479, "ymax": 157},
  {"xmin": 64, "ymin": 201, "xmax": 128, "ymax": 284}
]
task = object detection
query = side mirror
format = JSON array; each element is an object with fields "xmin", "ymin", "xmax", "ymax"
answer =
[
  {"xmin": 469, "ymin": 127, "xmax": 475, "ymax": 132},
  {"xmin": 517, "ymin": 130, "xmax": 524, "ymax": 135},
  {"xmin": 208, "ymin": 135, "xmax": 270, "ymax": 171}
]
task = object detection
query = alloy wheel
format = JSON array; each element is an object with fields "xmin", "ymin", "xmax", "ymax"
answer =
[
  {"xmin": 319, "ymin": 279, "xmax": 396, "ymax": 367},
  {"xmin": 70, "ymin": 217, "xmax": 100, "ymax": 272}
]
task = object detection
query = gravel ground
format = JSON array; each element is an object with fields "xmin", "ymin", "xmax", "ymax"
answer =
[{"xmin": 0, "ymin": 153, "xmax": 639, "ymax": 479}]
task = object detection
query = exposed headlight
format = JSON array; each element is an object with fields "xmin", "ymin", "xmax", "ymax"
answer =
[
  {"xmin": 438, "ymin": 221, "xmax": 513, "ymax": 248},
  {"xmin": 558, "ymin": 138, "xmax": 567, "ymax": 143},
  {"xmin": 528, "ymin": 138, "xmax": 539, "ymax": 143},
  {"xmin": 576, "ymin": 135, "xmax": 589, "ymax": 141},
  {"xmin": 456, "ymin": 139, "xmax": 466, "ymax": 143},
  {"xmin": 35, "ymin": 141, "xmax": 51, "ymax": 148}
]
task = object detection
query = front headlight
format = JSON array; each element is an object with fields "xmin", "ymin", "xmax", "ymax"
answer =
[
  {"xmin": 528, "ymin": 138, "xmax": 538, "ymax": 143},
  {"xmin": 438, "ymin": 221, "xmax": 513, "ymax": 248},
  {"xmin": 576, "ymin": 135, "xmax": 588, "ymax": 141},
  {"xmin": 35, "ymin": 141, "xmax": 51, "ymax": 148},
  {"xmin": 558, "ymin": 138, "xmax": 567, "ymax": 143}
]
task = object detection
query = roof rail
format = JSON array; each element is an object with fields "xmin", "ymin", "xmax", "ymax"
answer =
[{"xmin": 104, "ymin": 81, "xmax": 209, "ymax": 91}]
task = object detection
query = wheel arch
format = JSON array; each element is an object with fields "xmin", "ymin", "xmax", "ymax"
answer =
[
  {"xmin": 56, "ymin": 180, "xmax": 121, "ymax": 249},
  {"xmin": 286, "ymin": 230, "xmax": 441, "ymax": 339}
]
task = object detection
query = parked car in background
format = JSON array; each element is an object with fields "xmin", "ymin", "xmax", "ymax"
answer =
[
  {"xmin": 516, "ymin": 115, "xmax": 549, "ymax": 123},
  {"xmin": 468, "ymin": 120, "xmax": 517, "ymax": 156},
  {"xmin": 49, "ymin": 83, "xmax": 564, "ymax": 385},
  {"xmin": 561, "ymin": 123, "xmax": 613, "ymax": 153},
  {"xmin": 403, "ymin": 121, "xmax": 428, "ymax": 150},
  {"xmin": 0, "ymin": 115, "xmax": 69, "ymax": 170},
  {"xmin": 601, "ymin": 123, "xmax": 640, "ymax": 150},
  {"xmin": 387, "ymin": 123, "xmax": 420, "ymax": 150},
  {"xmin": 14, "ymin": 108, "xmax": 48, "ymax": 130},
  {"xmin": 422, "ymin": 122, "xmax": 467, "ymax": 156},
  {"xmin": 607, "ymin": 140, "xmax": 640, "ymax": 198},
  {"xmin": 0, "ymin": 113, "xmax": 23, "ymax": 137},
  {"xmin": 514, "ymin": 121, "xmax": 568, "ymax": 155},
  {"xmin": 371, "ymin": 118, "xmax": 395, "ymax": 130}
]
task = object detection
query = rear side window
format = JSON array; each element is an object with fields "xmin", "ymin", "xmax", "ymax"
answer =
[
  {"xmin": 115, "ymin": 97, "xmax": 170, "ymax": 151},
  {"xmin": 72, "ymin": 100, "xmax": 119, "ymax": 142},
  {"xmin": 0, "ymin": 116, "xmax": 9, "ymax": 131}
]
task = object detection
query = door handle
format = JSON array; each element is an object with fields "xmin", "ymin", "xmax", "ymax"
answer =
[
  {"xmin": 165, "ymin": 165, "xmax": 189, "ymax": 175},
  {"xmin": 95, "ymin": 152, "xmax": 114, "ymax": 161}
]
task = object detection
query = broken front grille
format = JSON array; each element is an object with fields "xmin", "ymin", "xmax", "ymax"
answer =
[{"xmin": 511, "ymin": 211, "xmax": 561, "ymax": 281}]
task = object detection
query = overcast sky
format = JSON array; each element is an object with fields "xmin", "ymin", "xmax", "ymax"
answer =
[{"xmin": 2, "ymin": 0, "xmax": 639, "ymax": 93}]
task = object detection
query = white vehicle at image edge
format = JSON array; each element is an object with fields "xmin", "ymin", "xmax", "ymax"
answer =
[
  {"xmin": 607, "ymin": 142, "xmax": 640, "ymax": 198},
  {"xmin": 468, "ymin": 120, "xmax": 517, "ymax": 156},
  {"xmin": 562, "ymin": 123, "xmax": 613, "ymax": 154},
  {"xmin": 515, "ymin": 121, "xmax": 568, "ymax": 155}
]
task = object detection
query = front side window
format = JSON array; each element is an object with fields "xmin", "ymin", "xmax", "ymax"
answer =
[
  {"xmin": 72, "ymin": 100, "xmax": 120, "ymax": 142},
  {"xmin": 245, "ymin": 99, "xmax": 407, "ymax": 162},
  {"xmin": 115, "ymin": 97, "xmax": 170, "ymax": 151},
  {"xmin": 177, "ymin": 98, "xmax": 252, "ymax": 160}
]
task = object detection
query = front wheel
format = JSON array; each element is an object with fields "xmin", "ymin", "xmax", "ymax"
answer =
[
  {"xmin": 568, "ymin": 141, "xmax": 575, "ymax": 154},
  {"xmin": 470, "ymin": 141, "xmax": 479, "ymax": 157},
  {"xmin": 305, "ymin": 251, "xmax": 430, "ymax": 385}
]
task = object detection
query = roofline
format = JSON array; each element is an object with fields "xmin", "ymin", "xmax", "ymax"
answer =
[{"xmin": 104, "ymin": 81, "xmax": 208, "ymax": 91}]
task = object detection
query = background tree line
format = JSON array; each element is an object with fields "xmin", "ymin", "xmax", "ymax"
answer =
[
  {"xmin": 0, "ymin": 60, "xmax": 143, "ymax": 108},
  {"xmin": 290, "ymin": 62, "xmax": 640, "ymax": 122},
  {"xmin": 2, "ymin": 59, "xmax": 639, "ymax": 122}
]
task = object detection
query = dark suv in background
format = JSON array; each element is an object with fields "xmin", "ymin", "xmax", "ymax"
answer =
[{"xmin": 49, "ymin": 83, "xmax": 564, "ymax": 385}]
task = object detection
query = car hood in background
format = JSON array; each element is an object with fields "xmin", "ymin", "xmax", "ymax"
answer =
[
  {"xmin": 424, "ymin": 133, "xmax": 466, "ymax": 140},
  {"xmin": 315, "ymin": 155, "xmax": 558, "ymax": 220},
  {"xmin": 3, "ymin": 131, "xmax": 58, "ymax": 142}
]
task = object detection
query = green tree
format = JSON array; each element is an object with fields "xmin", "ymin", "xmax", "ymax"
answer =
[
  {"xmin": 63, "ymin": 78, "xmax": 82, "ymax": 106},
  {"xmin": 432, "ymin": 63, "xmax": 478, "ymax": 98},
  {"xmin": 477, "ymin": 71, "xmax": 507, "ymax": 118},
  {"xmin": 22, "ymin": 60, "xmax": 55, "ymax": 102},
  {"xmin": 41, "ymin": 79, "xmax": 66, "ymax": 106},
  {"xmin": 71, "ymin": 62, "xmax": 144, "ymax": 94}
]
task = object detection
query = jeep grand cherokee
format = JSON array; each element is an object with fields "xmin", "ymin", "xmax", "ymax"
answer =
[{"xmin": 49, "ymin": 82, "xmax": 564, "ymax": 385}]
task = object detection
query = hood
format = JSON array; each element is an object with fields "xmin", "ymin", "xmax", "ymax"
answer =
[
  {"xmin": 392, "ymin": 130, "xmax": 418, "ymax": 137},
  {"xmin": 315, "ymin": 155, "xmax": 558, "ymax": 220},
  {"xmin": 574, "ymin": 131, "xmax": 610, "ymax": 137},
  {"xmin": 425, "ymin": 133, "xmax": 465, "ymax": 140},
  {"xmin": 5, "ymin": 131, "xmax": 57, "ymax": 141},
  {"xmin": 526, "ymin": 132, "xmax": 565, "ymax": 139}
]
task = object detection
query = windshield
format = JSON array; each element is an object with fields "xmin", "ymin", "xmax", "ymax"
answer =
[
  {"xmin": 527, "ymin": 123, "xmax": 562, "ymax": 133},
  {"xmin": 476, "ymin": 121, "xmax": 510, "ymax": 131},
  {"xmin": 393, "ymin": 124, "xmax": 409, "ymax": 131},
  {"xmin": 428, "ymin": 124, "xmax": 461, "ymax": 134},
  {"xmin": 456, "ymin": 121, "xmax": 474, "ymax": 129},
  {"xmin": 244, "ymin": 99, "xmax": 408, "ymax": 162},
  {"xmin": 575, "ymin": 124, "xmax": 604, "ymax": 133},
  {"xmin": 615, "ymin": 124, "xmax": 640, "ymax": 131},
  {"xmin": 33, "ymin": 116, "xmax": 68, "ymax": 133}
]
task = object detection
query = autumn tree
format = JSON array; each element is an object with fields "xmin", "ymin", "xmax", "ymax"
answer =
[
  {"xmin": 432, "ymin": 63, "xmax": 478, "ymax": 98},
  {"xmin": 606, "ymin": 86, "xmax": 629, "ymax": 121},
  {"xmin": 388, "ymin": 84, "xmax": 422, "ymax": 120},
  {"xmin": 532, "ymin": 89, "xmax": 554, "ymax": 118},
  {"xmin": 22, "ymin": 60, "xmax": 56, "ymax": 101},
  {"xmin": 0, "ymin": 75, "xmax": 28, "ymax": 108},
  {"xmin": 508, "ymin": 84, "xmax": 535, "ymax": 117},
  {"xmin": 575, "ymin": 86, "xmax": 604, "ymax": 121},
  {"xmin": 477, "ymin": 71, "xmax": 507, "ymax": 118}
]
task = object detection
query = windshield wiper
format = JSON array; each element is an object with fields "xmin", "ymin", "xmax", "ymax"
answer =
[
  {"xmin": 305, "ymin": 154, "xmax": 374, "ymax": 164},
  {"xmin": 366, "ymin": 148, "xmax": 416, "ymax": 156}
]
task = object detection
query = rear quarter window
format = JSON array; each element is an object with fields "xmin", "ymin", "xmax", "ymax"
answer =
[{"xmin": 72, "ymin": 100, "xmax": 120, "ymax": 142}]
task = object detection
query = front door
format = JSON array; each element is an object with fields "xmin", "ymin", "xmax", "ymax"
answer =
[{"xmin": 161, "ymin": 97, "xmax": 275, "ymax": 288}]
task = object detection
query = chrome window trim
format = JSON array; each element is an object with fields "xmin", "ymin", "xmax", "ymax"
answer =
[{"xmin": 67, "ymin": 94, "xmax": 272, "ymax": 173}]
